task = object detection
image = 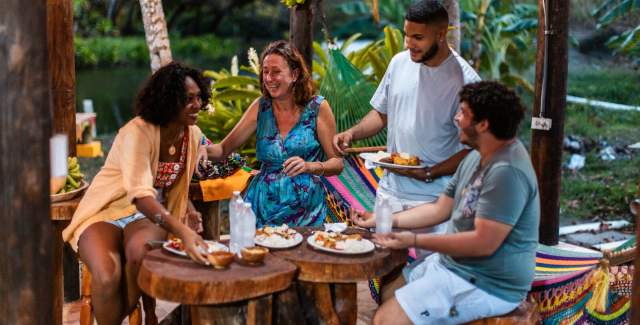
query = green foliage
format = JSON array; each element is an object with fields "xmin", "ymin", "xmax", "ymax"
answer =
[
  {"xmin": 75, "ymin": 35, "xmax": 240, "ymax": 69},
  {"xmin": 460, "ymin": 0, "xmax": 538, "ymax": 92},
  {"xmin": 592, "ymin": 0, "xmax": 640, "ymax": 55},
  {"xmin": 332, "ymin": 0, "xmax": 412, "ymax": 38},
  {"xmin": 313, "ymin": 26, "xmax": 403, "ymax": 85},
  {"xmin": 281, "ymin": 0, "xmax": 306, "ymax": 8},
  {"xmin": 197, "ymin": 51, "xmax": 262, "ymax": 165}
]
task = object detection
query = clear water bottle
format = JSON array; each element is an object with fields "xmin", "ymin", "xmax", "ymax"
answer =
[
  {"xmin": 229, "ymin": 191, "xmax": 243, "ymax": 253},
  {"xmin": 375, "ymin": 196, "xmax": 393, "ymax": 234},
  {"xmin": 242, "ymin": 202, "xmax": 257, "ymax": 248}
]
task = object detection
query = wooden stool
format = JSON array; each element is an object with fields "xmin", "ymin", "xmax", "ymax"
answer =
[
  {"xmin": 79, "ymin": 263, "xmax": 157, "ymax": 325},
  {"xmin": 465, "ymin": 301, "xmax": 540, "ymax": 325}
]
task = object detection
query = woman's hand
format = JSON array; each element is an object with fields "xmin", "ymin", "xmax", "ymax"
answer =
[
  {"xmin": 195, "ymin": 145, "xmax": 208, "ymax": 177},
  {"xmin": 349, "ymin": 209, "xmax": 375, "ymax": 228},
  {"xmin": 179, "ymin": 228, "xmax": 210, "ymax": 265},
  {"xmin": 372, "ymin": 231, "xmax": 415, "ymax": 250},
  {"xmin": 185, "ymin": 210, "xmax": 203, "ymax": 234},
  {"xmin": 282, "ymin": 156, "xmax": 309, "ymax": 177}
]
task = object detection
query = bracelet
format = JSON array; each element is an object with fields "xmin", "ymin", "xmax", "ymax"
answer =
[
  {"xmin": 425, "ymin": 168, "xmax": 434, "ymax": 183},
  {"xmin": 200, "ymin": 135, "xmax": 207, "ymax": 145},
  {"xmin": 317, "ymin": 162, "xmax": 325, "ymax": 176},
  {"xmin": 152, "ymin": 210, "xmax": 171, "ymax": 228}
]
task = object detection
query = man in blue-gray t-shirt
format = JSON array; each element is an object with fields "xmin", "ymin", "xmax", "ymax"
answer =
[{"xmin": 352, "ymin": 81, "xmax": 540, "ymax": 324}]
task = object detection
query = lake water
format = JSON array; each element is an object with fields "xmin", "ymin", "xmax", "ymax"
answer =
[{"xmin": 76, "ymin": 67, "xmax": 149, "ymax": 135}]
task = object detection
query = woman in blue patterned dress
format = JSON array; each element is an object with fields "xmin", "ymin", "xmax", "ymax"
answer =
[{"xmin": 205, "ymin": 41, "xmax": 343, "ymax": 226}]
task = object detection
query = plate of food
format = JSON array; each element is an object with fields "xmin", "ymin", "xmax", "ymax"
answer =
[
  {"xmin": 255, "ymin": 224, "xmax": 303, "ymax": 249},
  {"xmin": 359, "ymin": 151, "xmax": 426, "ymax": 169},
  {"xmin": 307, "ymin": 231, "xmax": 375, "ymax": 255},
  {"xmin": 162, "ymin": 238, "xmax": 228, "ymax": 257}
]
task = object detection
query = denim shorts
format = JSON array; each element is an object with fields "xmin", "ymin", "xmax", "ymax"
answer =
[{"xmin": 105, "ymin": 212, "xmax": 146, "ymax": 229}]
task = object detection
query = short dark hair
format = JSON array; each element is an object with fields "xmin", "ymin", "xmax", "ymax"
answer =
[
  {"xmin": 259, "ymin": 40, "xmax": 315, "ymax": 107},
  {"xmin": 459, "ymin": 81, "xmax": 526, "ymax": 140},
  {"xmin": 134, "ymin": 62, "xmax": 211, "ymax": 127},
  {"xmin": 405, "ymin": 0, "xmax": 449, "ymax": 26}
]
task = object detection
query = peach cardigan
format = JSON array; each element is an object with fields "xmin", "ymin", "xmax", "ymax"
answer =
[{"xmin": 62, "ymin": 117, "xmax": 202, "ymax": 251}]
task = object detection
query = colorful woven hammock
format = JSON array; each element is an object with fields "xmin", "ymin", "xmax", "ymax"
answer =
[{"xmin": 321, "ymin": 155, "xmax": 636, "ymax": 323}]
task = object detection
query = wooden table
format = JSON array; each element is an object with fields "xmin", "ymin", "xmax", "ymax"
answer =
[
  {"xmin": 51, "ymin": 196, "xmax": 82, "ymax": 325},
  {"xmin": 272, "ymin": 229, "xmax": 407, "ymax": 325},
  {"xmin": 138, "ymin": 249, "xmax": 297, "ymax": 324}
]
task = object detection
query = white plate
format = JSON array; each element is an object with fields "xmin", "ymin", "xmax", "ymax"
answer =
[
  {"xmin": 307, "ymin": 234, "xmax": 375, "ymax": 255},
  {"xmin": 255, "ymin": 233, "xmax": 304, "ymax": 249},
  {"xmin": 162, "ymin": 240, "xmax": 228, "ymax": 257},
  {"xmin": 359, "ymin": 152, "xmax": 427, "ymax": 169}
]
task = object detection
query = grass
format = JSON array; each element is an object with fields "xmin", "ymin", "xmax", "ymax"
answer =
[{"xmin": 556, "ymin": 68, "xmax": 640, "ymax": 223}]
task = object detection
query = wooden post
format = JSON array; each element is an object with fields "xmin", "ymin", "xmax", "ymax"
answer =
[
  {"xmin": 0, "ymin": 1, "xmax": 54, "ymax": 324},
  {"xmin": 139, "ymin": 0, "xmax": 173, "ymax": 72},
  {"xmin": 47, "ymin": 0, "xmax": 80, "ymax": 306},
  {"xmin": 47, "ymin": 0, "xmax": 76, "ymax": 155},
  {"xmin": 289, "ymin": 0, "xmax": 315, "ymax": 70},
  {"xmin": 530, "ymin": 0, "xmax": 569, "ymax": 245}
]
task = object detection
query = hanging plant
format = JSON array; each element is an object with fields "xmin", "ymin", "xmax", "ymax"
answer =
[{"xmin": 281, "ymin": 0, "xmax": 306, "ymax": 8}]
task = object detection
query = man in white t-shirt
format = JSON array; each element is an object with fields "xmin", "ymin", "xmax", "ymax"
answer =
[{"xmin": 333, "ymin": 0, "xmax": 480, "ymax": 225}]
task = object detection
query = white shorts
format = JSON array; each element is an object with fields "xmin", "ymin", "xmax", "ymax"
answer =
[{"xmin": 395, "ymin": 254, "xmax": 520, "ymax": 325}]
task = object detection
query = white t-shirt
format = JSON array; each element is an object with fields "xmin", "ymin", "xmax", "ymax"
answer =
[{"xmin": 370, "ymin": 49, "xmax": 480, "ymax": 201}]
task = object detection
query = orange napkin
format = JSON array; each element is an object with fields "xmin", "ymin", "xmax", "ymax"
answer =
[{"xmin": 199, "ymin": 169, "xmax": 252, "ymax": 202}]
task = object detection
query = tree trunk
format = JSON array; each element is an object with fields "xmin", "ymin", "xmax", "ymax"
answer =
[
  {"xmin": 47, "ymin": 0, "xmax": 77, "ymax": 155},
  {"xmin": 531, "ymin": 0, "xmax": 570, "ymax": 245},
  {"xmin": 471, "ymin": 0, "xmax": 490, "ymax": 71},
  {"xmin": 289, "ymin": 0, "xmax": 315, "ymax": 70},
  {"xmin": 442, "ymin": 0, "xmax": 460, "ymax": 52},
  {"xmin": 139, "ymin": 0, "xmax": 173, "ymax": 72},
  {"xmin": 0, "ymin": 1, "xmax": 54, "ymax": 324}
]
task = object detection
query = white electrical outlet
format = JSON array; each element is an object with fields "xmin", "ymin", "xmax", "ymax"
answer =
[{"xmin": 531, "ymin": 117, "xmax": 552, "ymax": 130}]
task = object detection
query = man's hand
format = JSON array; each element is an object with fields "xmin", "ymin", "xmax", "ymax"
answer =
[
  {"xmin": 332, "ymin": 130, "xmax": 354, "ymax": 155},
  {"xmin": 383, "ymin": 166, "xmax": 428, "ymax": 181},
  {"xmin": 349, "ymin": 208, "xmax": 375, "ymax": 228},
  {"xmin": 372, "ymin": 231, "xmax": 415, "ymax": 249}
]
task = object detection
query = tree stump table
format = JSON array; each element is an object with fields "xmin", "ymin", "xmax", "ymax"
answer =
[
  {"xmin": 137, "ymin": 249, "xmax": 297, "ymax": 325},
  {"xmin": 272, "ymin": 228, "xmax": 407, "ymax": 325},
  {"xmin": 51, "ymin": 196, "xmax": 82, "ymax": 325}
]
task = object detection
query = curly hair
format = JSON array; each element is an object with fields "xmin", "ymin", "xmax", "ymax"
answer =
[
  {"xmin": 459, "ymin": 81, "xmax": 526, "ymax": 140},
  {"xmin": 259, "ymin": 40, "xmax": 315, "ymax": 107},
  {"xmin": 134, "ymin": 62, "xmax": 211, "ymax": 127},
  {"xmin": 405, "ymin": 0, "xmax": 449, "ymax": 26}
]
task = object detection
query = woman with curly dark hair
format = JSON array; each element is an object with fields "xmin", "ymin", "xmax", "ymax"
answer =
[
  {"xmin": 206, "ymin": 40, "xmax": 343, "ymax": 227},
  {"xmin": 63, "ymin": 62, "xmax": 211, "ymax": 324}
]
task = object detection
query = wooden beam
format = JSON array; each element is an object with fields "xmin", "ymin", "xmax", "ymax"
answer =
[
  {"xmin": 289, "ymin": 0, "xmax": 315, "ymax": 70},
  {"xmin": 139, "ymin": 0, "xmax": 173, "ymax": 72},
  {"xmin": 47, "ymin": 0, "xmax": 76, "ymax": 155},
  {"xmin": 0, "ymin": 1, "xmax": 54, "ymax": 323},
  {"xmin": 530, "ymin": 0, "xmax": 570, "ymax": 245}
]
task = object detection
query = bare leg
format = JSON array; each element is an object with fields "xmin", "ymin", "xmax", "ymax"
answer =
[
  {"xmin": 373, "ymin": 297, "xmax": 413, "ymax": 325},
  {"xmin": 381, "ymin": 273, "xmax": 406, "ymax": 303},
  {"xmin": 123, "ymin": 218, "xmax": 167, "ymax": 313},
  {"xmin": 78, "ymin": 222, "xmax": 125, "ymax": 325}
]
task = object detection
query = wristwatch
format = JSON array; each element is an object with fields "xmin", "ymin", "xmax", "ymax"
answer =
[{"xmin": 424, "ymin": 168, "xmax": 434, "ymax": 183}]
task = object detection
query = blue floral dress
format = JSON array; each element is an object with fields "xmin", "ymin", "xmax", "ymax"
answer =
[{"xmin": 244, "ymin": 96, "xmax": 327, "ymax": 227}]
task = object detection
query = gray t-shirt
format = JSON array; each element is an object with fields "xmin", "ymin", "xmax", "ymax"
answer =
[
  {"xmin": 370, "ymin": 50, "xmax": 480, "ymax": 201},
  {"xmin": 440, "ymin": 140, "xmax": 540, "ymax": 303}
]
